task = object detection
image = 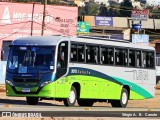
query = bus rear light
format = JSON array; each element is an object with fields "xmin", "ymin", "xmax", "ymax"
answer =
[
  {"xmin": 6, "ymin": 80, "xmax": 14, "ymax": 86},
  {"xmin": 40, "ymin": 81, "xmax": 51, "ymax": 87}
]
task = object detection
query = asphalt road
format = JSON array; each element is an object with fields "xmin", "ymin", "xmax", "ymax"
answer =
[
  {"xmin": 1, "ymin": 88, "xmax": 160, "ymax": 118},
  {"xmin": 0, "ymin": 98, "xmax": 160, "ymax": 118}
]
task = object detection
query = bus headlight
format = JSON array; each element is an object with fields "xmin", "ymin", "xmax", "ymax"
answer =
[
  {"xmin": 6, "ymin": 80, "xmax": 14, "ymax": 86},
  {"xmin": 40, "ymin": 81, "xmax": 52, "ymax": 87}
]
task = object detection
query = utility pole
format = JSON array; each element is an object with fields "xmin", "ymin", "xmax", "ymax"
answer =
[
  {"xmin": 31, "ymin": 3, "xmax": 35, "ymax": 36},
  {"xmin": 41, "ymin": 0, "xmax": 47, "ymax": 36}
]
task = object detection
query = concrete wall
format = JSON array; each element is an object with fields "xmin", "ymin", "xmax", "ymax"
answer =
[
  {"xmin": 155, "ymin": 19, "xmax": 160, "ymax": 29},
  {"xmin": 129, "ymin": 19, "xmax": 154, "ymax": 29},
  {"xmin": 84, "ymin": 16, "xmax": 95, "ymax": 27},
  {"xmin": 113, "ymin": 17, "xmax": 129, "ymax": 28},
  {"xmin": 122, "ymin": 28, "xmax": 131, "ymax": 40}
]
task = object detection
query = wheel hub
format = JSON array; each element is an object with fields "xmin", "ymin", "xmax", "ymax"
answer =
[
  {"xmin": 69, "ymin": 90, "xmax": 75, "ymax": 103},
  {"xmin": 122, "ymin": 92, "xmax": 127, "ymax": 104}
]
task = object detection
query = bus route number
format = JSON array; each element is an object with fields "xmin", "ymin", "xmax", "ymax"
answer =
[{"xmin": 133, "ymin": 70, "xmax": 148, "ymax": 81}]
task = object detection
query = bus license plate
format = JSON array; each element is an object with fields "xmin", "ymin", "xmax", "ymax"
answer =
[{"xmin": 22, "ymin": 88, "xmax": 30, "ymax": 92}]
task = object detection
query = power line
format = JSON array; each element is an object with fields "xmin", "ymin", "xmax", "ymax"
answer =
[
  {"xmin": 0, "ymin": 21, "xmax": 31, "ymax": 41},
  {"xmin": 33, "ymin": 21, "xmax": 77, "ymax": 36},
  {"xmin": 0, "ymin": 21, "xmax": 31, "ymax": 27}
]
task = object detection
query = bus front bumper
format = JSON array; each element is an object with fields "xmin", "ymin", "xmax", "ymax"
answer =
[{"xmin": 6, "ymin": 82, "xmax": 56, "ymax": 98}]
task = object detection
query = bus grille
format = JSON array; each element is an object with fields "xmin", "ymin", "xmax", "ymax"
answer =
[{"xmin": 13, "ymin": 77, "xmax": 39, "ymax": 87}]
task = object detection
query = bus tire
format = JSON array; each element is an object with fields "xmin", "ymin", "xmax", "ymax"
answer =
[
  {"xmin": 26, "ymin": 97, "xmax": 39, "ymax": 105},
  {"xmin": 110, "ymin": 88, "xmax": 128, "ymax": 108},
  {"xmin": 77, "ymin": 100, "xmax": 94, "ymax": 106},
  {"xmin": 63, "ymin": 86, "xmax": 77, "ymax": 107}
]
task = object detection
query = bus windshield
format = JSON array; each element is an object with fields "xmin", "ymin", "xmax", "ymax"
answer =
[{"xmin": 7, "ymin": 46, "xmax": 55, "ymax": 74}]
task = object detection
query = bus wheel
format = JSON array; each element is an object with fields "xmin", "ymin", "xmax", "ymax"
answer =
[
  {"xmin": 26, "ymin": 97, "xmax": 39, "ymax": 105},
  {"xmin": 77, "ymin": 100, "xmax": 94, "ymax": 106},
  {"xmin": 63, "ymin": 86, "xmax": 77, "ymax": 107},
  {"xmin": 110, "ymin": 88, "xmax": 128, "ymax": 108}
]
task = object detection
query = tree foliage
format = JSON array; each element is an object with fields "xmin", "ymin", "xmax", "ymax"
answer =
[
  {"xmin": 78, "ymin": 6, "xmax": 86, "ymax": 16},
  {"xmin": 84, "ymin": 2, "xmax": 99, "ymax": 16},
  {"xmin": 108, "ymin": 1, "xmax": 120, "ymax": 17},
  {"xmin": 99, "ymin": 3, "xmax": 108, "ymax": 16},
  {"xmin": 147, "ymin": 6, "xmax": 160, "ymax": 19},
  {"xmin": 119, "ymin": 0, "xmax": 133, "ymax": 17}
]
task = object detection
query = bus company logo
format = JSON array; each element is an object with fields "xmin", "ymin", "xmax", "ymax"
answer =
[
  {"xmin": 71, "ymin": 69, "xmax": 77, "ymax": 74},
  {"xmin": 71, "ymin": 68, "xmax": 91, "ymax": 75}
]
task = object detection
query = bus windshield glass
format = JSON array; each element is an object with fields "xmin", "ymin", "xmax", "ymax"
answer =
[{"xmin": 7, "ymin": 46, "xmax": 55, "ymax": 74}]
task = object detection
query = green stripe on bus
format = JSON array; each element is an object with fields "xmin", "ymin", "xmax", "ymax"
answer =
[
  {"xmin": 67, "ymin": 75, "xmax": 153, "ymax": 99},
  {"xmin": 112, "ymin": 77, "xmax": 153, "ymax": 99}
]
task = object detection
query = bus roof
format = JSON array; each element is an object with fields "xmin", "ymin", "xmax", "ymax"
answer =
[
  {"xmin": 12, "ymin": 35, "xmax": 155, "ymax": 50},
  {"xmin": 71, "ymin": 36, "xmax": 155, "ymax": 51},
  {"xmin": 12, "ymin": 35, "xmax": 63, "ymax": 46}
]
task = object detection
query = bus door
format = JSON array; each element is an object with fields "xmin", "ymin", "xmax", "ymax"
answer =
[{"xmin": 55, "ymin": 41, "xmax": 68, "ymax": 97}]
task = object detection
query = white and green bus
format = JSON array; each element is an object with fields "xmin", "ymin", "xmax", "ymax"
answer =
[{"xmin": 6, "ymin": 35, "xmax": 156, "ymax": 107}]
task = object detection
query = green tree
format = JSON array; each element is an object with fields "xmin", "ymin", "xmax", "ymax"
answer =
[
  {"xmin": 99, "ymin": 3, "xmax": 108, "ymax": 16},
  {"xmin": 84, "ymin": 2, "xmax": 99, "ymax": 16},
  {"xmin": 119, "ymin": 0, "xmax": 133, "ymax": 17},
  {"xmin": 78, "ymin": 6, "xmax": 86, "ymax": 16},
  {"xmin": 148, "ymin": 6, "xmax": 160, "ymax": 19},
  {"xmin": 108, "ymin": 1, "xmax": 121, "ymax": 17}
]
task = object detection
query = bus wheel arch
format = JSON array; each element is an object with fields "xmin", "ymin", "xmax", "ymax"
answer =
[
  {"xmin": 120, "ymin": 87, "xmax": 129, "ymax": 107},
  {"xmin": 72, "ymin": 82, "xmax": 80, "ymax": 99},
  {"xmin": 123, "ymin": 85, "xmax": 130, "ymax": 100},
  {"xmin": 63, "ymin": 82, "xmax": 80, "ymax": 107},
  {"xmin": 110, "ymin": 86, "xmax": 129, "ymax": 108}
]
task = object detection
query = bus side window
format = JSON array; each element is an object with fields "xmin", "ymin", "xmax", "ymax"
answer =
[
  {"xmin": 101, "ymin": 47, "xmax": 108, "ymax": 64},
  {"xmin": 86, "ymin": 45, "xmax": 94, "ymax": 63},
  {"xmin": 124, "ymin": 50, "xmax": 128, "ymax": 66},
  {"xmin": 56, "ymin": 42, "xmax": 68, "ymax": 79},
  {"xmin": 57, "ymin": 42, "xmax": 68, "ymax": 68},
  {"xmin": 108, "ymin": 48, "xmax": 114, "ymax": 65},
  {"xmin": 115, "ymin": 49, "xmax": 128, "ymax": 66},
  {"xmin": 136, "ymin": 51, "xmax": 141, "ymax": 67},
  {"xmin": 115, "ymin": 49, "xmax": 120, "ymax": 65},
  {"xmin": 147, "ymin": 52, "xmax": 154, "ymax": 68},
  {"xmin": 78, "ymin": 44, "xmax": 85, "ymax": 62},
  {"xmin": 95, "ymin": 46, "xmax": 99, "ymax": 64},
  {"xmin": 129, "ymin": 50, "xmax": 135, "ymax": 67},
  {"xmin": 101, "ymin": 47, "xmax": 114, "ymax": 65},
  {"xmin": 142, "ymin": 51, "xmax": 147, "ymax": 68},
  {"xmin": 142, "ymin": 51, "xmax": 155, "ymax": 69},
  {"xmin": 71, "ymin": 44, "xmax": 77, "ymax": 62}
]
